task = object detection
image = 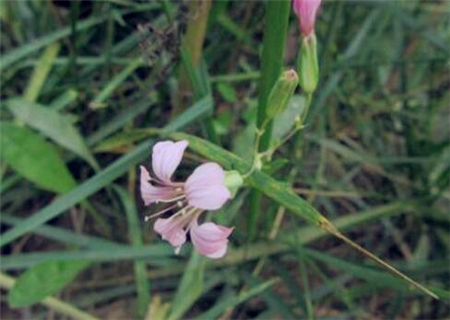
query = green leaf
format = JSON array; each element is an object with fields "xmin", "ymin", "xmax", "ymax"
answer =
[
  {"xmin": 8, "ymin": 260, "xmax": 90, "ymax": 307},
  {"xmin": 6, "ymin": 99, "xmax": 98, "ymax": 169},
  {"xmin": 0, "ymin": 273, "xmax": 100, "ymax": 320},
  {"xmin": 0, "ymin": 122, "xmax": 76, "ymax": 193}
]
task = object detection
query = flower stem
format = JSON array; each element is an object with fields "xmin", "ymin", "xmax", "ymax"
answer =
[{"xmin": 249, "ymin": 0, "xmax": 291, "ymax": 241}]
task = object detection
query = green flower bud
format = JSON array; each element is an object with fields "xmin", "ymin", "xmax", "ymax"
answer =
[
  {"xmin": 224, "ymin": 170, "xmax": 244, "ymax": 198},
  {"xmin": 265, "ymin": 69, "xmax": 299, "ymax": 121},
  {"xmin": 297, "ymin": 33, "xmax": 319, "ymax": 94}
]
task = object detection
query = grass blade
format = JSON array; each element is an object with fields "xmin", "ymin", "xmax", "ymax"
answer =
[{"xmin": 23, "ymin": 42, "xmax": 60, "ymax": 102}]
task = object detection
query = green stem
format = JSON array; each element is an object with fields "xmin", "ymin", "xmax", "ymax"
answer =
[
  {"xmin": 249, "ymin": 0, "xmax": 291, "ymax": 240},
  {"xmin": 114, "ymin": 185, "xmax": 150, "ymax": 319}
]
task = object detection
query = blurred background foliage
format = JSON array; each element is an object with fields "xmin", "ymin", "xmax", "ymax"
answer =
[{"xmin": 0, "ymin": 0, "xmax": 449, "ymax": 319}]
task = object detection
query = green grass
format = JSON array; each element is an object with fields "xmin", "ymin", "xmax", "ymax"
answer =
[{"xmin": 1, "ymin": 0, "xmax": 449, "ymax": 319}]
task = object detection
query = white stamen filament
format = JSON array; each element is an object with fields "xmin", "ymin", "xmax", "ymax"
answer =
[
  {"xmin": 144, "ymin": 203, "xmax": 179, "ymax": 221},
  {"xmin": 155, "ymin": 194, "xmax": 186, "ymax": 204}
]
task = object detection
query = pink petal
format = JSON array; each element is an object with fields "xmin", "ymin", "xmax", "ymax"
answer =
[
  {"xmin": 152, "ymin": 140, "xmax": 188, "ymax": 184},
  {"xmin": 185, "ymin": 163, "xmax": 231, "ymax": 210},
  {"xmin": 293, "ymin": 0, "xmax": 322, "ymax": 36},
  {"xmin": 190, "ymin": 221, "xmax": 233, "ymax": 259},
  {"xmin": 154, "ymin": 216, "xmax": 187, "ymax": 248},
  {"xmin": 140, "ymin": 166, "xmax": 177, "ymax": 205}
]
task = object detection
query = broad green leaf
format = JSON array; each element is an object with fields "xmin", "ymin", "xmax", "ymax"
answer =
[
  {"xmin": 0, "ymin": 273, "xmax": 100, "ymax": 320},
  {"xmin": 168, "ymin": 252, "xmax": 206, "ymax": 320},
  {"xmin": 8, "ymin": 260, "xmax": 90, "ymax": 307},
  {"xmin": 0, "ymin": 122, "xmax": 75, "ymax": 193},
  {"xmin": 6, "ymin": 99, "xmax": 98, "ymax": 169}
]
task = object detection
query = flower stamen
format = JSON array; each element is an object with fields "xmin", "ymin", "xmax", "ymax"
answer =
[{"xmin": 144, "ymin": 203, "xmax": 179, "ymax": 221}]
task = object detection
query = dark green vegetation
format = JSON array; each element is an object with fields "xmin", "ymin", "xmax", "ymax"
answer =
[{"xmin": 1, "ymin": 1, "xmax": 449, "ymax": 319}]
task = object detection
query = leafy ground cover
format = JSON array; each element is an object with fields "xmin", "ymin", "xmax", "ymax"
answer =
[{"xmin": 1, "ymin": 0, "xmax": 449, "ymax": 319}]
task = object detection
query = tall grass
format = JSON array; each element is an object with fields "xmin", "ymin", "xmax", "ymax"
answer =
[{"xmin": 1, "ymin": 1, "xmax": 449, "ymax": 319}]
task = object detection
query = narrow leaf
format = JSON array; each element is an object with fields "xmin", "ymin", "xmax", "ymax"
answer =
[{"xmin": 24, "ymin": 42, "xmax": 60, "ymax": 102}]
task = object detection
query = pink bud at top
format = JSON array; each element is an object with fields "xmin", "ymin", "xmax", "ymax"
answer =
[{"xmin": 293, "ymin": 0, "xmax": 322, "ymax": 37}]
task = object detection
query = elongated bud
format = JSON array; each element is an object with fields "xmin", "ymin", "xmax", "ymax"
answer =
[
  {"xmin": 224, "ymin": 170, "xmax": 243, "ymax": 198},
  {"xmin": 297, "ymin": 33, "xmax": 319, "ymax": 94},
  {"xmin": 266, "ymin": 69, "xmax": 299, "ymax": 121}
]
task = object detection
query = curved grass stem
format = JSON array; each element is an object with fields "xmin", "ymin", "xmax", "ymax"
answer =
[{"xmin": 319, "ymin": 218, "xmax": 439, "ymax": 300}]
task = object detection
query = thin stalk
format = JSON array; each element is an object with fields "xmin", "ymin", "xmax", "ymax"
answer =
[
  {"xmin": 69, "ymin": 0, "xmax": 80, "ymax": 86},
  {"xmin": 320, "ymin": 220, "xmax": 439, "ymax": 300},
  {"xmin": 173, "ymin": 0, "xmax": 212, "ymax": 112},
  {"xmin": 162, "ymin": 0, "xmax": 218, "ymax": 143},
  {"xmin": 249, "ymin": 0, "xmax": 291, "ymax": 240},
  {"xmin": 299, "ymin": 259, "xmax": 314, "ymax": 320}
]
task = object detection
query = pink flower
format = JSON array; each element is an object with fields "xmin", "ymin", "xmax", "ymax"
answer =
[
  {"xmin": 140, "ymin": 140, "xmax": 233, "ymax": 258},
  {"xmin": 293, "ymin": 0, "xmax": 322, "ymax": 37}
]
